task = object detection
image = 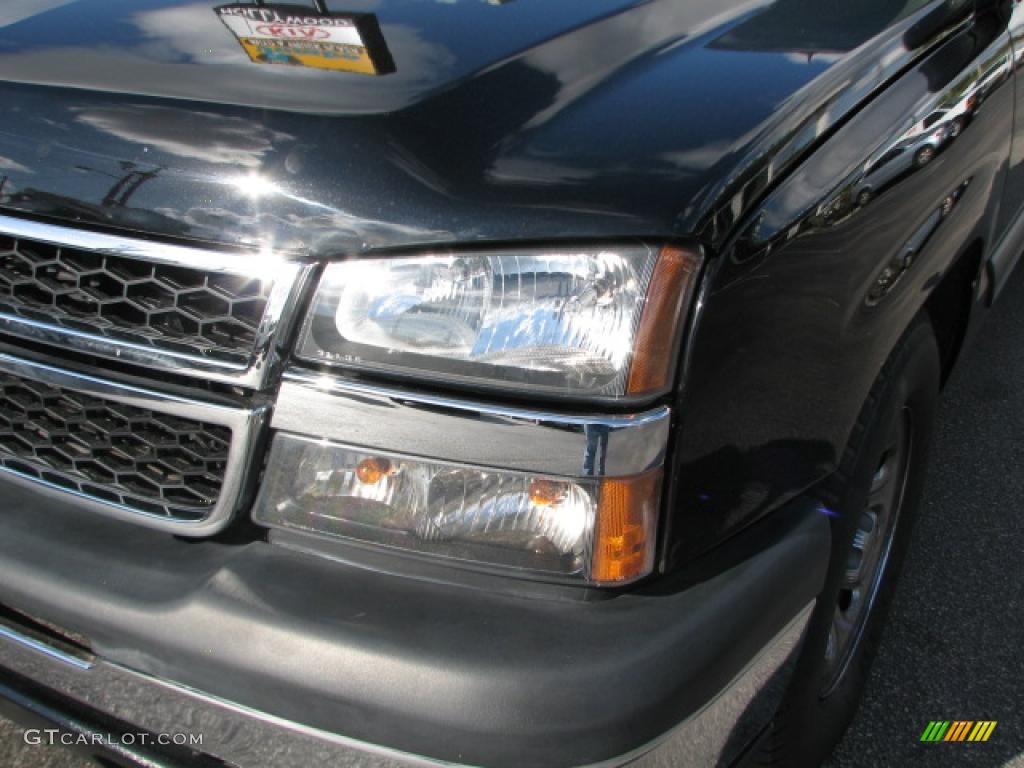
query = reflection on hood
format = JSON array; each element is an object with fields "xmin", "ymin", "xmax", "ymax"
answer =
[
  {"xmin": 0, "ymin": 0, "xmax": 76, "ymax": 29},
  {"xmin": 72, "ymin": 105, "xmax": 294, "ymax": 168}
]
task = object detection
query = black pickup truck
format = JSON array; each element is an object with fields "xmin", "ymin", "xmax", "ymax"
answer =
[{"xmin": 0, "ymin": 1, "xmax": 1018, "ymax": 766}]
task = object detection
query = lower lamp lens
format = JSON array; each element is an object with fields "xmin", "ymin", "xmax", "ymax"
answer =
[{"xmin": 253, "ymin": 433, "xmax": 661, "ymax": 585}]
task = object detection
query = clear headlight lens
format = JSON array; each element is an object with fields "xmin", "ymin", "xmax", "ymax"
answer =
[
  {"xmin": 254, "ymin": 433, "xmax": 662, "ymax": 585},
  {"xmin": 297, "ymin": 245, "xmax": 700, "ymax": 398}
]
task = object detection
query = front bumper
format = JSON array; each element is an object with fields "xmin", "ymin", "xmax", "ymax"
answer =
[{"xmin": 0, "ymin": 483, "xmax": 828, "ymax": 768}]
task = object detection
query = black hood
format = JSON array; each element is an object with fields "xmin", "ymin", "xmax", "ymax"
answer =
[{"xmin": 0, "ymin": 0, "xmax": 933, "ymax": 255}]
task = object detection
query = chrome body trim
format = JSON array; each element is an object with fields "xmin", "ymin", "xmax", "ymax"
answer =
[
  {"xmin": 0, "ymin": 598, "xmax": 812, "ymax": 768},
  {"xmin": 273, "ymin": 369, "xmax": 672, "ymax": 477},
  {"xmin": 0, "ymin": 623, "xmax": 93, "ymax": 672},
  {"xmin": 0, "ymin": 213, "xmax": 312, "ymax": 390},
  {"xmin": 0, "ymin": 352, "xmax": 266, "ymax": 536}
]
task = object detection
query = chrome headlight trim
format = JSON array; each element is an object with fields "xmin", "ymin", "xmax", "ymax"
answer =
[{"xmin": 273, "ymin": 367, "xmax": 671, "ymax": 478}]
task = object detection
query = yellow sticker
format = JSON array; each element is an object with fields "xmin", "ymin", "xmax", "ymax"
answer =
[{"xmin": 216, "ymin": 4, "xmax": 394, "ymax": 75}]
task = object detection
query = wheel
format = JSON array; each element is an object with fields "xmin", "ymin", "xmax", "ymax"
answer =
[
  {"xmin": 914, "ymin": 145, "xmax": 936, "ymax": 168},
  {"xmin": 754, "ymin": 317, "xmax": 941, "ymax": 768}
]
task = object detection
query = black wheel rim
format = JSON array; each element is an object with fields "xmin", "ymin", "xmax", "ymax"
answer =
[{"xmin": 821, "ymin": 407, "xmax": 913, "ymax": 697}]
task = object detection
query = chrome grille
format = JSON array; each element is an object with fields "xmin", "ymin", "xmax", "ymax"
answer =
[
  {"xmin": 0, "ymin": 215, "xmax": 292, "ymax": 533},
  {"xmin": 0, "ymin": 214, "xmax": 309, "ymax": 390},
  {"xmin": 0, "ymin": 371, "xmax": 231, "ymax": 520},
  {"xmin": 0, "ymin": 234, "xmax": 270, "ymax": 363},
  {"xmin": 0, "ymin": 353, "xmax": 264, "ymax": 533}
]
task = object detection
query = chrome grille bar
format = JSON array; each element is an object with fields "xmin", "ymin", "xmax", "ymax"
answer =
[
  {"xmin": 0, "ymin": 214, "xmax": 312, "ymax": 390},
  {"xmin": 0, "ymin": 352, "xmax": 266, "ymax": 535}
]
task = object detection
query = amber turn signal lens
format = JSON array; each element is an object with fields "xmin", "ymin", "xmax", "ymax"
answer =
[
  {"xmin": 590, "ymin": 469, "xmax": 662, "ymax": 584},
  {"xmin": 627, "ymin": 245, "xmax": 702, "ymax": 396},
  {"xmin": 355, "ymin": 457, "xmax": 392, "ymax": 485},
  {"xmin": 528, "ymin": 478, "xmax": 569, "ymax": 506}
]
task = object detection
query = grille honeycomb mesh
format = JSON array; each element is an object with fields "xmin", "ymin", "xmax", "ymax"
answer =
[
  {"xmin": 0, "ymin": 372, "xmax": 231, "ymax": 520},
  {"xmin": 0, "ymin": 235, "xmax": 270, "ymax": 361}
]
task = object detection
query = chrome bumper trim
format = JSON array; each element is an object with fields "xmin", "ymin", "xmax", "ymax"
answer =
[
  {"xmin": 0, "ymin": 213, "xmax": 313, "ymax": 390},
  {"xmin": 273, "ymin": 369, "xmax": 672, "ymax": 477},
  {"xmin": 0, "ymin": 630, "xmax": 453, "ymax": 768},
  {"xmin": 0, "ymin": 352, "xmax": 266, "ymax": 536},
  {"xmin": 0, "ymin": 598, "xmax": 812, "ymax": 768},
  {"xmin": 0, "ymin": 623, "xmax": 92, "ymax": 672}
]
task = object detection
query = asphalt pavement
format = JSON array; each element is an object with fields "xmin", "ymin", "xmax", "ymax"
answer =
[
  {"xmin": 3, "ymin": 269, "xmax": 1024, "ymax": 767},
  {"xmin": 822, "ymin": 264, "xmax": 1024, "ymax": 767}
]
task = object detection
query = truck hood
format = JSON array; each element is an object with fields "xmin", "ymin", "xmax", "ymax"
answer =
[{"xmin": 0, "ymin": 0, "xmax": 931, "ymax": 254}]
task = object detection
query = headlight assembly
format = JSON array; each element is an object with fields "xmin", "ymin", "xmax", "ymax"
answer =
[
  {"xmin": 262, "ymin": 242, "xmax": 699, "ymax": 587},
  {"xmin": 297, "ymin": 245, "xmax": 701, "ymax": 399}
]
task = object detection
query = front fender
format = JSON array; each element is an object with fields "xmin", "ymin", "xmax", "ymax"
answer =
[{"xmin": 664, "ymin": 8, "xmax": 1013, "ymax": 567}]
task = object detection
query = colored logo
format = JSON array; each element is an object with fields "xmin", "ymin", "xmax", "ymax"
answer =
[
  {"xmin": 254, "ymin": 24, "xmax": 331, "ymax": 39},
  {"xmin": 920, "ymin": 721, "xmax": 997, "ymax": 742}
]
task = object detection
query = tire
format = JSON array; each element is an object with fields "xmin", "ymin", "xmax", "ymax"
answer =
[
  {"xmin": 754, "ymin": 316, "xmax": 941, "ymax": 768},
  {"xmin": 914, "ymin": 145, "xmax": 936, "ymax": 168}
]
